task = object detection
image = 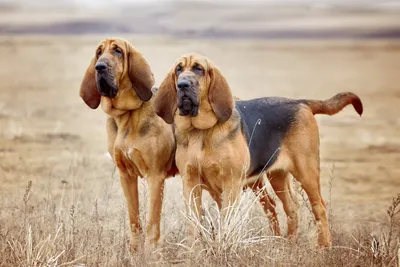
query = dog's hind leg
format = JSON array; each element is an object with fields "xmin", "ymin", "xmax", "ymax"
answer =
[
  {"xmin": 268, "ymin": 171, "xmax": 299, "ymax": 239},
  {"xmin": 247, "ymin": 176, "xmax": 281, "ymax": 236},
  {"xmin": 291, "ymin": 158, "xmax": 331, "ymax": 247}
]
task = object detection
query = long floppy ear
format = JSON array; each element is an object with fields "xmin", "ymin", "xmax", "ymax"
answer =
[
  {"xmin": 153, "ymin": 69, "xmax": 177, "ymax": 124},
  {"xmin": 126, "ymin": 43, "xmax": 154, "ymax": 102},
  {"xmin": 208, "ymin": 64, "xmax": 234, "ymax": 123},
  {"xmin": 79, "ymin": 56, "xmax": 101, "ymax": 109}
]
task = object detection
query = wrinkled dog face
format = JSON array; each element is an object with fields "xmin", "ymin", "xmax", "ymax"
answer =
[
  {"xmin": 94, "ymin": 40, "xmax": 125, "ymax": 98},
  {"xmin": 174, "ymin": 57, "xmax": 208, "ymax": 117}
]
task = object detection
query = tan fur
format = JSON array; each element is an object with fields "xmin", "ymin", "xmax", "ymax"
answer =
[
  {"xmin": 79, "ymin": 38, "xmax": 178, "ymax": 251},
  {"xmin": 264, "ymin": 105, "xmax": 329, "ymax": 245},
  {"xmin": 153, "ymin": 54, "xmax": 281, "ymax": 241},
  {"xmin": 304, "ymin": 92, "xmax": 363, "ymax": 116},
  {"xmin": 154, "ymin": 53, "xmax": 363, "ymax": 248}
]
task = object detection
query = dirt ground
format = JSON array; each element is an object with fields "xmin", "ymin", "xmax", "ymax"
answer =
[{"xmin": 0, "ymin": 3, "xmax": 400, "ymax": 264}]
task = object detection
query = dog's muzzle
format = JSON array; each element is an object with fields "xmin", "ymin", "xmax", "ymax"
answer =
[
  {"xmin": 177, "ymin": 78, "xmax": 199, "ymax": 117},
  {"xmin": 95, "ymin": 62, "xmax": 117, "ymax": 98}
]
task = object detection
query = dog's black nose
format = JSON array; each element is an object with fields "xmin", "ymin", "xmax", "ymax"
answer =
[
  {"xmin": 95, "ymin": 62, "xmax": 107, "ymax": 71},
  {"xmin": 177, "ymin": 80, "xmax": 190, "ymax": 90}
]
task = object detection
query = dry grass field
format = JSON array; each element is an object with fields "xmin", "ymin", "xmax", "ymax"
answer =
[{"xmin": 0, "ymin": 2, "xmax": 400, "ymax": 266}]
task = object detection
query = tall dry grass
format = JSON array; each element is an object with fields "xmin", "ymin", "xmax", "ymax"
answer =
[{"xmin": 0, "ymin": 167, "xmax": 399, "ymax": 267}]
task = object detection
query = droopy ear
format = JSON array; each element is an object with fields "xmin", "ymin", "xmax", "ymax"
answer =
[
  {"xmin": 153, "ymin": 69, "xmax": 177, "ymax": 124},
  {"xmin": 208, "ymin": 64, "xmax": 234, "ymax": 123},
  {"xmin": 126, "ymin": 43, "xmax": 154, "ymax": 102},
  {"xmin": 79, "ymin": 56, "xmax": 101, "ymax": 109}
]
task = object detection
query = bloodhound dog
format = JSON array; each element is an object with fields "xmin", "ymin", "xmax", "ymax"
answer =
[
  {"xmin": 153, "ymin": 53, "xmax": 363, "ymax": 248},
  {"xmin": 79, "ymin": 38, "xmax": 178, "ymax": 250}
]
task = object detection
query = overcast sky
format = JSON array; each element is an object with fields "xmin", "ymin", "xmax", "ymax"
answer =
[
  {"xmin": 0, "ymin": 0, "xmax": 398, "ymax": 13},
  {"xmin": 0, "ymin": 0, "xmax": 399, "ymax": 7}
]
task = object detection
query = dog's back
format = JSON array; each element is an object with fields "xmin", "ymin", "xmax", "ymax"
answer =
[
  {"xmin": 236, "ymin": 92, "xmax": 362, "ymax": 177},
  {"xmin": 236, "ymin": 97, "xmax": 299, "ymax": 177}
]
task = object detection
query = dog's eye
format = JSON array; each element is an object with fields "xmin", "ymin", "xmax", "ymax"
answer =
[
  {"xmin": 114, "ymin": 47, "xmax": 123, "ymax": 56},
  {"xmin": 175, "ymin": 65, "xmax": 183, "ymax": 75},
  {"xmin": 96, "ymin": 48, "xmax": 102, "ymax": 58},
  {"xmin": 192, "ymin": 65, "xmax": 203, "ymax": 75}
]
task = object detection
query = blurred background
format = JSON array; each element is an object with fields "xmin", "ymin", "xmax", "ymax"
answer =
[
  {"xmin": 1, "ymin": 0, "xmax": 400, "ymax": 38},
  {"xmin": 0, "ymin": 0, "xmax": 399, "ymax": 262}
]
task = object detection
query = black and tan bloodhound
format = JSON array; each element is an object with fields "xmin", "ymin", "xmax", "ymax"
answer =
[
  {"xmin": 79, "ymin": 38, "xmax": 178, "ymax": 250},
  {"xmin": 153, "ymin": 53, "xmax": 363, "ymax": 248}
]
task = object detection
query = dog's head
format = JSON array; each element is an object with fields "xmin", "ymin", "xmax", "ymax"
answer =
[
  {"xmin": 79, "ymin": 38, "xmax": 154, "ymax": 109},
  {"xmin": 153, "ymin": 53, "xmax": 234, "ymax": 125}
]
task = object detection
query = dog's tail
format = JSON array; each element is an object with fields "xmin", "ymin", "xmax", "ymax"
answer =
[{"xmin": 302, "ymin": 92, "xmax": 363, "ymax": 116}]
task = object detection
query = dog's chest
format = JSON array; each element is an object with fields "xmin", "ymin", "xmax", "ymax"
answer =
[
  {"xmin": 180, "ymin": 135, "xmax": 230, "ymax": 173},
  {"xmin": 115, "ymin": 141, "xmax": 148, "ymax": 178},
  {"xmin": 184, "ymin": 144, "xmax": 223, "ymax": 190},
  {"xmin": 177, "ymin": 133, "xmax": 212, "ymax": 164}
]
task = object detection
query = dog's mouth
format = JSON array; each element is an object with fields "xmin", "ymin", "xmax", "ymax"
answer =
[
  {"xmin": 96, "ymin": 74, "xmax": 118, "ymax": 98},
  {"xmin": 178, "ymin": 95, "xmax": 199, "ymax": 117}
]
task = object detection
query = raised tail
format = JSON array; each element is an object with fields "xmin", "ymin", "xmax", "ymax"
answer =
[{"xmin": 301, "ymin": 92, "xmax": 363, "ymax": 116}]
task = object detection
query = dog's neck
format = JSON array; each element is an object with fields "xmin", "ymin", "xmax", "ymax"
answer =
[
  {"xmin": 175, "ymin": 108, "xmax": 240, "ymax": 148},
  {"xmin": 100, "ymin": 82, "xmax": 155, "ymax": 131},
  {"xmin": 100, "ymin": 83, "xmax": 145, "ymax": 117},
  {"xmin": 175, "ymin": 101, "xmax": 218, "ymax": 131},
  {"xmin": 109, "ymin": 99, "xmax": 154, "ymax": 131}
]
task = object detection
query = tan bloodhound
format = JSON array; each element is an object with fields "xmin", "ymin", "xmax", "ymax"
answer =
[
  {"xmin": 79, "ymin": 38, "xmax": 178, "ymax": 250},
  {"xmin": 153, "ymin": 53, "xmax": 363, "ymax": 248}
]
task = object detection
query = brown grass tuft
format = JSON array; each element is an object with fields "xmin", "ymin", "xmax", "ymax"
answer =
[{"xmin": 0, "ymin": 171, "xmax": 399, "ymax": 267}]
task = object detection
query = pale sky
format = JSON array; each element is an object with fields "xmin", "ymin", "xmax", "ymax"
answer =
[{"xmin": 0, "ymin": 0, "xmax": 399, "ymax": 11}]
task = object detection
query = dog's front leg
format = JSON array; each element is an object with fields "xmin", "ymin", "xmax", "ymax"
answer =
[
  {"xmin": 221, "ymin": 170, "xmax": 242, "ymax": 217},
  {"xmin": 183, "ymin": 164, "xmax": 202, "ymax": 244},
  {"xmin": 144, "ymin": 175, "xmax": 165, "ymax": 249},
  {"xmin": 119, "ymin": 171, "xmax": 142, "ymax": 251}
]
